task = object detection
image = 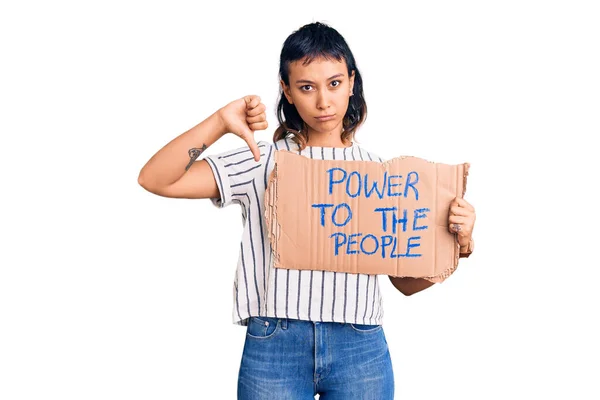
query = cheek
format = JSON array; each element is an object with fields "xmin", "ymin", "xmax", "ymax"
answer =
[
  {"xmin": 338, "ymin": 98, "xmax": 350, "ymax": 114},
  {"xmin": 294, "ymin": 102, "xmax": 310, "ymax": 117},
  {"xmin": 335, "ymin": 91, "xmax": 350, "ymax": 104}
]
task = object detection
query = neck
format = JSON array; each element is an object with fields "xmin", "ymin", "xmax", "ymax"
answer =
[{"xmin": 305, "ymin": 130, "xmax": 352, "ymax": 148}]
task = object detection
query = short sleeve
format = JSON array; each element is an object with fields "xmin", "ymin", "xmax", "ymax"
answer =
[
  {"xmin": 204, "ymin": 140, "xmax": 272, "ymax": 208},
  {"xmin": 356, "ymin": 146, "xmax": 385, "ymax": 163}
]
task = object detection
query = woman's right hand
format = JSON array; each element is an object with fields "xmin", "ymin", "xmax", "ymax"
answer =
[{"xmin": 217, "ymin": 95, "xmax": 268, "ymax": 162}]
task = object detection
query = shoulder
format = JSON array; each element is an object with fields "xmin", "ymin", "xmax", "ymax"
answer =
[
  {"xmin": 353, "ymin": 144, "xmax": 385, "ymax": 163},
  {"xmin": 208, "ymin": 141, "xmax": 271, "ymax": 160},
  {"xmin": 269, "ymin": 137, "xmax": 300, "ymax": 152},
  {"xmin": 254, "ymin": 139, "xmax": 285, "ymax": 161}
]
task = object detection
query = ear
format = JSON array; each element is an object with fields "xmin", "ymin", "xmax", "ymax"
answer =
[
  {"xmin": 280, "ymin": 79, "xmax": 293, "ymax": 104},
  {"xmin": 349, "ymin": 70, "xmax": 355, "ymax": 94}
]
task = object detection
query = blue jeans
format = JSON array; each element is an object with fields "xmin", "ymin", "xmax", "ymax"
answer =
[{"xmin": 238, "ymin": 317, "xmax": 394, "ymax": 399}]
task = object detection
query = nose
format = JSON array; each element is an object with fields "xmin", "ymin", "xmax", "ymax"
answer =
[{"xmin": 316, "ymin": 88, "xmax": 331, "ymax": 110}]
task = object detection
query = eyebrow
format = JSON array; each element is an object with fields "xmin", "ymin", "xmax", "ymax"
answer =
[{"xmin": 295, "ymin": 73, "xmax": 345, "ymax": 84}]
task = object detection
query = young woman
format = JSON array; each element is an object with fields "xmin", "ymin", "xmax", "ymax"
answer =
[{"xmin": 138, "ymin": 21, "xmax": 476, "ymax": 399}]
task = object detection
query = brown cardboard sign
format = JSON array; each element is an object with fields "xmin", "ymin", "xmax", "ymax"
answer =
[{"xmin": 264, "ymin": 150, "xmax": 470, "ymax": 283}]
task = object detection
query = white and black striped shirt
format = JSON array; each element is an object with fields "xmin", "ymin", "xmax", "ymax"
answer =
[{"xmin": 205, "ymin": 136, "xmax": 386, "ymax": 326}]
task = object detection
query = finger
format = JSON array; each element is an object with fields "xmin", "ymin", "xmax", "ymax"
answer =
[
  {"xmin": 246, "ymin": 112, "xmax": 266, "ymax": 124},
  {"xmin": 241, "ymin": 131, "xmax": 261, "ymax": 161},
  {"xmin": 450, "ymin": 205, "xmax": 471, "ymax": 217},
  {"xmin": 448, "ymin": 215, "xmax": 468, "ymax": 225},
  {"xmin": 244, "ymin": 95, "xmax": 261, "ymax": 110},
  {"xmin": 449, "ymin": 223, "xmax": 472, "ymax": 236},
  {"xmin": 246, "ymin": 103, "xmax": 266, "ymax": 117},
  {"xmin": 456, "ymin": 197, "xmax": 475, "ymax": 212},
  {"xmin": 243, "ymin": 95, "xmax": 253, "ymax": 109},
  {"xmin": 449, "ymin": 223, "xmax": 462, "ymax": 233},
  {"xmin": 448, "ymin": 223, "xmax": 465, "ymax": 234},
  {"xmin": 248, "ymin": 121, "xmax": 268, "ymax": 131}
]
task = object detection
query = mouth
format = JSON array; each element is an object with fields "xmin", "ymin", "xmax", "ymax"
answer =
[{"xmin": 315, "ymin": 114, "xmax": 335, "ymax": 121}]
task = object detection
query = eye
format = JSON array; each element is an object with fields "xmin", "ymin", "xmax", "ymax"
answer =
[
  {"xmin": 300, "ymin": 85, "xmax": 313, "ymax": 91},
  {"xmin": 331, "ymin": 80, "xmax": 341, "ymax": 87}
]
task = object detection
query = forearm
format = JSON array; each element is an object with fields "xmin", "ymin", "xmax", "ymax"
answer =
[
  {"xmin": 388, "ymin": 276, "xmax": 435, "ymax": 296},
  {"xmin": 138, "ymin": 110, "xmax": 226, "ymax": 189}
]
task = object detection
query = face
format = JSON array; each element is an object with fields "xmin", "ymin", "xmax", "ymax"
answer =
[{"xmin": 281, "ymin": 56, "xmax": 355, "ymax": 142}]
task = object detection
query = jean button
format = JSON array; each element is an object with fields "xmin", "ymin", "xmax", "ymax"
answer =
[{"xmin": 265, "ymin": 321, "xmax": 269, "ymax": 326}]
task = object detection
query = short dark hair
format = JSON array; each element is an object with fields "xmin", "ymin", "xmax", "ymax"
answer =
[{"xmin": 273, "ymin": 21, "xmax": 367, "ymax": 149}]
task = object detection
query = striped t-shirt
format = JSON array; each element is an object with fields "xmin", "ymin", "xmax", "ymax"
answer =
[{"xmin": 205, "ymin": 136, "xmax": 386, "ymax": 326}]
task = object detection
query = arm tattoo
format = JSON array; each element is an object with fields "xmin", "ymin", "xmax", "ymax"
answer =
[{"xmin": 185, "ymin": 144, "xmax": 207, "ymax": 171}]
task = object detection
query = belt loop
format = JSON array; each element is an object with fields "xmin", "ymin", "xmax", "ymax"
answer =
[{"xmin": 281, "ymin": 318, "xmax": 288, "ymax": 330}]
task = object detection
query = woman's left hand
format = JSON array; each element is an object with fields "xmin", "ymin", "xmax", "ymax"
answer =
[{"xmin": 448, "ymin": 197, "xmax": 476, "ymax": 247}]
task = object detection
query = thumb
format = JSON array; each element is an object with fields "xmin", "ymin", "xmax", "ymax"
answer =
[{"xmin": 242, "ymin": 129, "xmax": 261, "ymax": 162}]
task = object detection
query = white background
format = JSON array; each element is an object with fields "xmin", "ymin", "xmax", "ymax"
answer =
[{"xmin": 1, "ymin": 1, "xmax": 598, "ymax": 399}]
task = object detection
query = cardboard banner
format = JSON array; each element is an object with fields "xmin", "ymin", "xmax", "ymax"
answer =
[{"xmin": 264, "ymin": 150, "xmax": 470, "ymax": 283}]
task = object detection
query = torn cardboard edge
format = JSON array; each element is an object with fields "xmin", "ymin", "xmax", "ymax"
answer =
[{"xmin": 264, "ymin": 150, "xmax": 470, "ymax": 283}]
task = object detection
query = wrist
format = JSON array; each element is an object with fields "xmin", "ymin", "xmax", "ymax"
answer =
[
  {"xmin": 213, "ymin": 109, "xmax": 228, "ymax": 138},
  {"xmin": 458, "ymin": 234, "xmax": 472, "ymax": 247},
  {"xmin": 459, "ymin": 238, "xmax": 474, "ymax": 255}
]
